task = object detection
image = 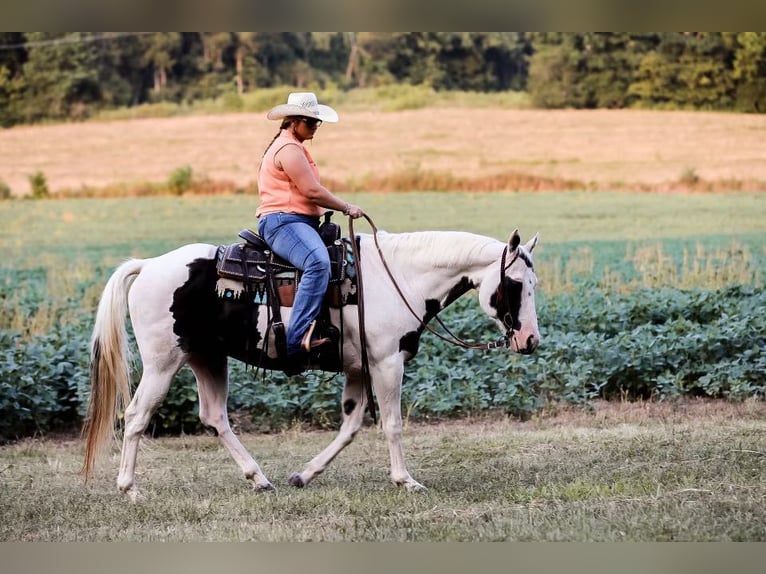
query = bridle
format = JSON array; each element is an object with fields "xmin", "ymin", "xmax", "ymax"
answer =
[
  {"xmin": 351, "ymin": 214, "xmax": 524, "ymax": 352},
  {"xmin": 495, "ymin": 244, "xmax": 524, "ymax": 338},
  {"xmin": 347, "ymin": 214, "xmax": 529, "ymax": 424}
]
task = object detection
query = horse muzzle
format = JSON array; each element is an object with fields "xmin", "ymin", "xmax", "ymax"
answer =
[{"xmin": 511, "ymin": 331, "xmax": 539, "ymax": 355}]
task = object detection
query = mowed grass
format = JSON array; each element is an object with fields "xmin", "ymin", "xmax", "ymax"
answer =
[{"xmin": 1, "ymin": 400, "xmax": 764, "ymax": 541}]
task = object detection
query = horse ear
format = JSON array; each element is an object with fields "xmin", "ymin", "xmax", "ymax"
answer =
[
  {"xmin": 525, "ymin": 232, "xmax": 540, "ymax": 252},
  {"xmin": 508, "ymin": 229, "xmax": 521, "ymax": 251}
]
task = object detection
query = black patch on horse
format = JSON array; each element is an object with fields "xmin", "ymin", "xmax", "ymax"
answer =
[
  {"xmin": 490, "ymin": 277, "xmax": 523, "ymax": 331},
  {"xmin": 171, "ymin": 257, "xmax": 268, "ymax": 366},
  {"xmin": 171, "ymin": 256, "xmax": 343, "ymax": 373},
  {"xmin": 398, "ymin": 298, "xmax": 442, "ymax": 358},
  {"xmin": 443, "ymin": 276, "xmax": 475, "ymax": 308}
]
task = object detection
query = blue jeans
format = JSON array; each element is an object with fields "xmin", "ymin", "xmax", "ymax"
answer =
[{"xmin": 258, "ymin": 213, "xmax": 330, "ymax": 355}]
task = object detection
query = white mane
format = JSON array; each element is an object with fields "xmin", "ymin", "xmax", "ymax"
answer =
[{"xmin": 371, "ymin": 230, "xmax": 504, "ymax": 271}]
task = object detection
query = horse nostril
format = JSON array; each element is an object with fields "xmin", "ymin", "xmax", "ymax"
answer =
[{"xmin": 527, "ymin": 334, "xmax": 538, "ymax": 350}]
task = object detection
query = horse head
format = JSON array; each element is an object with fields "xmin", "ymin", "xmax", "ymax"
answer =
[{"xmin": 478, "ymin": 229, "xmax": 540, "ymax": 355}]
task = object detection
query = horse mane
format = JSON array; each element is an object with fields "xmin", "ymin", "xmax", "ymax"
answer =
[{"xmin": 373, "ymin": 230, "xmax": 503, "ymax": 270}]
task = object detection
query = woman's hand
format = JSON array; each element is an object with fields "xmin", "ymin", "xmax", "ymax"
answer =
[{"xmin": 344, "ymin": 203, "xmax": 365, "ymax": 219}]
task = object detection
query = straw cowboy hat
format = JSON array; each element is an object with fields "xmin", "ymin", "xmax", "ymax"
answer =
[{"xmin": 266, "ymin": 92, "xmax": 339, "ymax": 123}]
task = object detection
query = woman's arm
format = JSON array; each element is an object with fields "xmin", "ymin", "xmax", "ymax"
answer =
[{"xmin": 276, "ymin": 144, "xmax": 364, "ymax": 217}]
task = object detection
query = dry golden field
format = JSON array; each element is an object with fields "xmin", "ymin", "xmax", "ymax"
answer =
[{"xmin": 2, "ymin": 107, "xmax": 766, "ymax": 196}]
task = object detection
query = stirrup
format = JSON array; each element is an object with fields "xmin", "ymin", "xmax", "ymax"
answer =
[{"xmin": 301, "ymin": 321, "xmax": 331, "ymax": 352}]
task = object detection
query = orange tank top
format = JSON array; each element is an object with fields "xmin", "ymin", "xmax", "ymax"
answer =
[{"xmin": 255, "ymin": 131, "xmax": 325, "ymax": 218}]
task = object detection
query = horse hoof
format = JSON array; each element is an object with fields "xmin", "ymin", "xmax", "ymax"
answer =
[
  {"xmin": 254, "ymin": 481, "xmax": 275, "ymax": 492},
  {"xmin": 288, "ymin": 472, "xmax": 305, "ymax": 488},
  {"xmin": 396, "ymin": 479, "xmax": 427, "ymax": 493},
  {"xmin": 406, "ymin": 482, "xmax": 428, "ymax": 493},
  {"xmin": 124, "ymin": 487, "xmax": 144, "ymax": 503}
]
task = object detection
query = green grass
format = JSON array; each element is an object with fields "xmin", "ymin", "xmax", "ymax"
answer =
[
  {"xmin": 91, "ymin": 85, "xmax": 533, "ymax": 122},
  {"xmin": 2, "ymin": 190, "xmax": 765, "ymax": 260},
  {"xmin": 1, "ymin": 402, "xmax": 764, "ymax": 541},
  {"xmin": 2, "ymin": 191, "xmax": 763, "ymax": 307}
]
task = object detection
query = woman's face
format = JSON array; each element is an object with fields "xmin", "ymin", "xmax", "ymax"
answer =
[{"xmin": 292, "ymin": 116, "xmax": 322, "ymax": 141}]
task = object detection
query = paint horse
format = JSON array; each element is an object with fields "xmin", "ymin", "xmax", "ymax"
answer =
[{"xmin": 82, "ymin": 226, "xmax": 540, "ymax": 496}]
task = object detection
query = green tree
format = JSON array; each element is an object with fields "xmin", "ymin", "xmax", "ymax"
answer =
[
  {"xmin": 577, "ymin": 33, "xmax": 655, "ymax": 108},
  {"xmin": 243, "ymin": 32, "xmax": 314, "ymax": 87},
  {"xmin": 733, "ymin": 32, "xmax": 766, "ymax": 112},
  {"xmin": 349, "ymin": 32, "xmax": 531, "ymax": 92},
  {"xmin": 353, "ymin": 33, "xmax": 400, "ymax": 87},
  {"xmin": 477, "ymin": 32, "xmax": 532, "ymax": 91},
  {"xmin": 20, "ymin": 33, "xmax": 105, "ymax": 121},
  {"xmin": 527, "ymin": 33, "xmax": 587, "ymax": 108},
  {"xmin": 430, "ymin": 32, "xmax": 531, "ymax": 91},
  {"xmin": 629, "ymin": 33, "xmax": 736, "ymax": 110},
  {"xmin": 140, "ymin": 33, "xmax": 182, "ymax": 100},
  {"xmin": 0, "ymin": 33, "xmax": 26, "ymax": 127},
  {"xmin": 93, "ymin": 33, "xmax": 148, "ymax": 109},
  {"xmin": 195, "ymin": 32, "xmax": 235, "ymax": 98},
  {"xmin": 234, "ymin": 32, "xmax": 259, "ymax": 95}
]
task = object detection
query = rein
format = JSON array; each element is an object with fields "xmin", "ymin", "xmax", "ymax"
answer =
[
  {"xmin": 348, "ymin": 216, "xmax": 377, "ymax": 424},
  {"xmin": 354, "ymin": 214, "xmax": 515, "ymax": 352}
]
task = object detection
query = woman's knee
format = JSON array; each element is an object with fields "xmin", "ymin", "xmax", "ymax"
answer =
[{"xmin": 304, "ymin": 249, "xmax": 331, "ymax": 275}]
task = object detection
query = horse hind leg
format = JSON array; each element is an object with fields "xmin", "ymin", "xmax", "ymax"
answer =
[
  {"xmin": 117, "ymin": 351, "xmax": 185, "ymax": 499},
  {"xmin": 288, "ymin": 369, "xmax": 368, "ymax": 488},
  {"xmin": 189, "ymin": 354, "xmax": 274, "ymax": 491}
]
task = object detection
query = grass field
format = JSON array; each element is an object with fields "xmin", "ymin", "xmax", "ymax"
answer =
[
  {"xmin": 1, "ymin": 400, "xmax": 764, "ymax": 541},
  {"xmin": 1, "ymin": 190, "xmax": 765, "ymax": 541},
  {"xmin": 3, "ymin": 190, "xmax": 765, "ymax": 258}
]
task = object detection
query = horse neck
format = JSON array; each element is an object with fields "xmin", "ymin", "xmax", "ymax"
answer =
[{"xmin": 372, "ymin": 231, "xmax": 504, "ymax": 305}]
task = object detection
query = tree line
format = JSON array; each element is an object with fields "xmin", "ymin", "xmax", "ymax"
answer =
[{"xmin": 0, "ymin": 32, "xmax": 764, "ymax": 127}]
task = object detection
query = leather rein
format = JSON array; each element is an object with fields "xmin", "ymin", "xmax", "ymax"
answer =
[
  {"xmin": 348, "ymin": 214, "xmax": 523, "ymax": 424},
  {"xmin": 350, "ymin": 214, "xmax": 518, "ymax": 353}
]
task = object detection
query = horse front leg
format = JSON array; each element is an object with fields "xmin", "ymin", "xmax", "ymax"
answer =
[
  {"xmin": 373, "ymin": 355, "xmax": 427, "ymax": 492},
  {"xmin": 288, "ymin": 369, "xmax": 368, "ymax": 488},
  {"xmin": 189, "ymin": 354, "xmax": 274, "ymax": 491}
]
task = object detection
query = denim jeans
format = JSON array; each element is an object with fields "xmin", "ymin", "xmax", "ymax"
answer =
[{"xmin": 258, "ymin": 213, "xmax": 330, "ymax": 354}]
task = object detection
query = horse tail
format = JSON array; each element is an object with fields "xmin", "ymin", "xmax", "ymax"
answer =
[{"xmin": 82, "ymin": 258, "xmax": 146, "ymax": 480}]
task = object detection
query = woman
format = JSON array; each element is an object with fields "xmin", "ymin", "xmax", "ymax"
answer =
[{"xmin": 256, "ymin": 92, "xmax": 365, "ymax": 361}]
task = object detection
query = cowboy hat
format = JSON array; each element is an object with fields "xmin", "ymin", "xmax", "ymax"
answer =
[{"xmin": 266, "ymin": 92, "xmax": 339, "ymax": 123}]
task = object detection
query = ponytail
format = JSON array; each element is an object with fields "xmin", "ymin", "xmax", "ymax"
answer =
[{"xmin": 262, "ymin": 119, "xmax": 293, "ymax": 157}]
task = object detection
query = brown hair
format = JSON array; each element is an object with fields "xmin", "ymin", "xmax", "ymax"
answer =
[{"xmin": 262, "ymin": 118, "xmax": 293, "ymax": 157}]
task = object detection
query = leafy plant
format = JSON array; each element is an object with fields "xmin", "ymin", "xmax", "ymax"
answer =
[
  {"xmin": 28, "ymin": 171, "xmax": 49, "ymax": 199},
  {"xmin": 0, "ymin": 180, "xmax": 11, "ymax": 200},
  {"xmin": 1, "ymin": 225, "xmax": 764, "ymax": 442},
  {"xmin": 167, "ymin": 165, "xmax": 193, "ymax": 195}
]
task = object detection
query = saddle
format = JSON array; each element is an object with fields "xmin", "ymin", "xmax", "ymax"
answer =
[
  {"xmin": 214, "ymin": 226, "xmax": 354, "ymax": 308},
  {"xmin": 214, "ymin": 213, "xmax": 356, "ymax": 366}
]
